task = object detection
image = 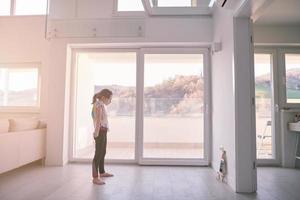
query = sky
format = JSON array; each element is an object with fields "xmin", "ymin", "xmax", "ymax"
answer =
[
  {"xmin": 86, "ymin": 53, "xmax": 203, "ymax": 87},
  {"xmin": 254, "ymin": 54, "xmax": 271, "ymax": 77},
  {"xmin": 254, "ymin": 54, "xmax": 300, "ymax": 77},
  {"xmin": 255, "ymin": 64, "xmax": 270, "ymax": 77},
  {"xmin": 87, "ymin": 52, "xmax": 300, "ymax": 87},
  {"xmin": 285, "ymin": 54, "xmax": 300, "ymax": 71},
  {"xmin": 91, "ymin": 62, "xmax": 203, "ymax": 87}
]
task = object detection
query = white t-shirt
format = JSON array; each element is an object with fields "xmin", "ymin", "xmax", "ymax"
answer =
[{"xmin": 92, "ymin": 99, "xmax": 109, "ymax": 138}]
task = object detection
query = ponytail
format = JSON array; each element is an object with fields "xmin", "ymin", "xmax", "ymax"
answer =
[{"xmin": 91, "ymin": 94, "xmax": 98, "ymax": 104}]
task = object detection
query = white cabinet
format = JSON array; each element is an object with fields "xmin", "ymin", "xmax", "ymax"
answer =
[
  {"xmin": 288, "ymin": 121, "xmax": 300, "ymax": 132},
  {"xmin": 0, "ymin": 129, "xmax": 46, "ymax": 174},
  {"xmin": 280, "ymin": 110, "xmax": 300, "ymax": 168}
]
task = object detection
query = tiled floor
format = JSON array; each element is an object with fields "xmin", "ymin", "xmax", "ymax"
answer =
[{"xmin": 0, "ymin": 163, "xmax": 299, "ymax": 200}]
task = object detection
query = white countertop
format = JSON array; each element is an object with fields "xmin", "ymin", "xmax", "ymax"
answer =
[{"xmin": 288, "ymin": 121, "xmax": 300, "ymax": 132}]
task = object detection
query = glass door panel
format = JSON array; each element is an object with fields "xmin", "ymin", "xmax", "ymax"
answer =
[
  {"xmin": 254, "ymin": 54, "xmax": 273, "ymax": 159},
  {"xmin": 143, "ymin": 53, "xmax": 204, "ymax": 159},
  {"xmin": 74, "ymin": 52, "xmax": 136, "ymax": 160}
]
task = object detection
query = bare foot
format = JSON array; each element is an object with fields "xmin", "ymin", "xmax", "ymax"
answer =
[
  {"xmin": 92, "ymin": 178, "xmax": 105, "ymax": 185},
  {"xmin": 100, "ymin": 172, "xmax": 114, "ymax": 177}
]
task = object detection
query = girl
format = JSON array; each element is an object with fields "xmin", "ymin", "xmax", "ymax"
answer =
[{"xmin": 91, "ymin": 89, "xmax": 113, "ymax": 185}]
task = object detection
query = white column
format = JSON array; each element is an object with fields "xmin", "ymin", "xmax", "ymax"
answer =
[{"xmin": 233, "ymin": 17, "xmax": 257, "ymax": 193}]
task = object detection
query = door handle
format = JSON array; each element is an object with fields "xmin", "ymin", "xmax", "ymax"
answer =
[{"xmin": 275, "ymin": 104, "xmax": 280, "ymax": 112}]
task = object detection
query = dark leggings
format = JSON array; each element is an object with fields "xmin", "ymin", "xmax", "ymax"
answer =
[{"xmin": 92, "ymin": 131, "xmax": 107, "ymax": 178}]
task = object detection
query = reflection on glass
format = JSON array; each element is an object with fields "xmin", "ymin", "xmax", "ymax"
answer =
[
  {"xmin": 0, "ymin": 68, "xmax": 38, "ymax": 106},
  {"xmin": 143, "ymin": 54, "xmax": 204, "ymax": 159},
  {"xmin": 285, "ymin": 54, "xmax": 300, "ymax": 103},
  {"xmin": 75, "ymin": 52, "xmax": 136, "ymax": 160},
  {"xmin": 254, "ymin": 54, "xmax": 273, "ymax": 159}
]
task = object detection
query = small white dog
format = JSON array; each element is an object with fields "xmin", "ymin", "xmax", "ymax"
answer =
[{"xmin": 216, "ymin": 149, "xmax": 226, "ymax": 182}]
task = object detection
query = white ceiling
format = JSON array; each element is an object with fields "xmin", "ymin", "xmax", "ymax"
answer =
[{"xmin": 255, "ymin": 0, "xmax": 300, "ymax": 25}]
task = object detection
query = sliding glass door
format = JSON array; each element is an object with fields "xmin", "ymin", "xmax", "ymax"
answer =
[
  {"xmin": 73, "ymin": 51, "xmax": 137, "ymax": 161},
  {"xmin": 71, "ymin": 47, "xmax": 210, "ymax": 165},
  {"xmin": 140, "ymin": 48, "xmax": 209, "ymax": 165}
]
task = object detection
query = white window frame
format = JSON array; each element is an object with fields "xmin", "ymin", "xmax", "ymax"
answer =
[
  {"xmin": 254, "ymin": 48, "xmax": 281, "ymax": 166},
  {"xmin": 0, "ymin": 62, "xmax": 41, "ymax": 113},
  {"xmin": 68, "ymin": 44, "xmax": 211, "ymax": 166},
  {"xmin": 278, "ymin": 48, "xmax": 300, "ymax": 108}
]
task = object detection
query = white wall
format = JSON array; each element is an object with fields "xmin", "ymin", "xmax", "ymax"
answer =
[
  {"xmin": 47, "ymin": 0, "xmax": 213, "ymax": 42},
  {"xmin": 233, "ymin": 18, "xmax": 257, "ymax": 192},
  {"xmin": 211, "ymin": 7, "xmax": 236, "ymax": 190},
  {"xmin": 0, "ymin": 16, "xmax": 49, "ymax": 119},
  {"xmin": 212, "ymin": 8, "xmax": 258, "ymax": 193},
  {"xmin": 45, "ymin": 40, "xmax": 68, "ymax": 165}
]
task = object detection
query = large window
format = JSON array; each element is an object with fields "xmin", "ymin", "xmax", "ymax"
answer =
[
  {"xmin": 0, "ymin": 0, "xmax": 47, "ymax": 16},
  {"xmin": 0, "ymin": 64, "xmax": 40, "ymax": 108}
]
